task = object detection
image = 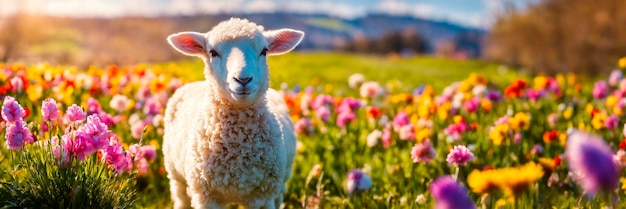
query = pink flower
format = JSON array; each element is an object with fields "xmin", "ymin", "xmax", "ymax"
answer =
[
  {"xmin": 109, "ymin": 94, "xmax": 130, "ymax": 112},
  {"xmin": 566, "ymin": 131, "xmax": 619, "ymax": 195},
  {"xmin": 135, "ymin": 158, "xmax": 150, "ymax": 175},
  {"xmin": 382, "ymin": 124, "xmax": 392, "ymax": 149},
  {"xmin": 547, "ymin": 113, "xmax": 559, "ymax": 128},
  {"xmin": 399, "ymin": 124, "xmax": 415, "ymax": 141},
  {"xmin": 75, "ymin": 115, "xmax": 109, "ymax": 152},
  {"xmin": 336, "ymin": 111, "xmax": 355, "ymax": 128},
  {"xmin": 346, "ymin": 169, "xmax": 372, "ymax": 195},
  {"xmin": 314, "ymin": 106, "xmax": 330, "ymax": 122},
  {"xmin": 52, "ymin": 135, "xmax": 71, "ymax": 166},
  {"xmin": 294, "ymin": 117, "xmax": 314, "ymax": 135},
  {"xmin": 10, "ymin": 77, "xmax": 23, "ymax": 92},
  {"xmin": 87, "ymin": 97, "xmax": 101, "ymax": 115},
  {"xmin": 526, "ymin": 89, "xmax": 544, "ymax": 102},
  {"xmin": 393, "ymin": 111, "xmax": 409, "ymax": 131},
  {"xmin": 613, "ymin": 150, "xmax": 626, "ymax": 168},
  {"xmin": 359, "ymin": 81, "xmax": 383, "ymax": 98},
  {"xmin": 312, "ymin": 94, "xmax": 333, "ymax": 110},
  {"xmin": 66, "ymin": 104, "xmax": 86, "ymax": 122},
  {"xmin": 2, "ymin": 96, "xmax": 25, "ymax": 122},
  {"xmin": 41, "ymin": 98, "xmax": 59, "ymax": 121},
  {"xmin": 604, "ymin": 115, "xmax": 619, "ymax": 129},
  {"xmin": 411, "ymin": 140, "xmax": 437, "ymax": 163},
  {"xmin": 609, "ymin": 70, "xmax": 623, "ymax": 86},
  {"xmin": 337, "ymin": 98, "xmax": 361, "ymax": 113},
  {"xmin": 141, "ymin": 145, "xmax": 157, "ymax": 161},
  {"xmin": 531, "ymin": 144, "xmax": 544, "ymax": 155},
  {"xmin": 131, "ymin": 121, "xmax": 146, "ymax": 139},
  {"xmin": 592, "ymin": 81, "xmax": 609, "ymax": 99},
  {"xmin": 5, "ymin": 119, "xmax": 34, "ymax": 150},
  {"xmin": 102, "ymin": 143, "xmax": 131, "ymax": 174},
  {"xmin": 446, "ymin": 145, "xmax": 474, "ymax": 166},
  {"xmin": 463, "ymin": 97, "xmax": 481, "ymax": 113},
  {"xmin": 143, "ymin": 97, "xmax": 162, "ymax": 116}
]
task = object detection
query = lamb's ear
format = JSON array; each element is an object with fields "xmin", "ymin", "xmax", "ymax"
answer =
[
  {"xmin": 263, "ymin": 29, "xmax": 305, "ymax": 55},
  {"xmin": 167, "ymin": 32, "xmax": 207, "ymax": 57}
]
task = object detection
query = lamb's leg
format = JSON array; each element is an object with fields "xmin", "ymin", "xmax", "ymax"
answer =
[{"xmin": 169, "ymin": 179, "xmax": 191, "ymax": 209}]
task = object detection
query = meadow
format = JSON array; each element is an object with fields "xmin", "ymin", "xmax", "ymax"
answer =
[{"xmin": 1, "ymin": 52, "xmax": 626, "ymax": 208}]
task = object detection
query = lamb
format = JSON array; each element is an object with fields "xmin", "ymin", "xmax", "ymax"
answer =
[{"xmin": 162, "ymin": 18, "xmax": 303, "ymax": 209}]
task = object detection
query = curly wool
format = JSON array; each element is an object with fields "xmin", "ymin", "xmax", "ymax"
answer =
[
  {"xmin": 163, "ymin": 80, "xmax": 295, "ymax": 208},
  {"xmin": 208, "ymin": 18, "xmax": 265, "ymax": 43}
]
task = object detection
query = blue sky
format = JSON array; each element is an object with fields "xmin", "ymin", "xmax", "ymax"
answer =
[{"xmin": 0, "ymin": 0, "xmax": 535, "ymax": 28}]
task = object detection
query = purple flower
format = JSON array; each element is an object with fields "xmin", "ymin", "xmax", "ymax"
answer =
[
  {"xmin": 346, "ymin": 169, "xmax": 372, "ymax": 195},
  {"xmin": 75, "ymin": 115, "xmax": 109, "ymax": 155},
  {"xmin": 446, "ymin": 145, "xmax": 474, "ymax": 166},
  {"xmin": 5, "ymin": 119, "xmax": 34, "ymax": 150},
  {"xmin": 487, "ymin": 90, "xmax": 502, "ymax": 101},
  {"xmin": 430, "ymin": 176, "xmax": 476, "ymax": 209},
  {"xmin": 41, "ymin": 98, "xmax": 59, "ymax": 121},
  {"xmin": 592, "ymin": 81, "xmax": 609, "ymax": 99},
  {"xmin": 565, "ymin": 131, "xmax": 619, "ymax": 195},
  {"xmin": 2, "ymin": 96, "xmax": 25, "ymax": 122},
  {"xmin": 411, "ymin": 140, "xmax": 437, "ymax": 163},
  {"xmin": 66, "ymin": 104, "xmax": 86, "ymax": 122},
  {"xmin": 142, "ymin": 97, "xmax": 162, "ymax": 116},
  {"xmin": 336, "ymin": 111, "xmax": 355, "ymax": 128}
]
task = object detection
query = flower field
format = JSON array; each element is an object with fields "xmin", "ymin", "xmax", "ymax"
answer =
[{"xmin": 1, "ymin": 54, "xmax": 626, "ymax": 208}]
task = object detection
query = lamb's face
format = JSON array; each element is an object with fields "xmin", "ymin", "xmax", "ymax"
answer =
[{"xmin": 167, "ymin": 18, "xmax": 304, "ymax": 107}]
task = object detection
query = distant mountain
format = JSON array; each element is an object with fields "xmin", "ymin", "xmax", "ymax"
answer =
[
  {"xmin": 173, "ymin": 12, "xmax": 486, "ymax": 56},
  {"xmin": 0, "ymin": 12, "xmax": 486, "ymax": 65}
]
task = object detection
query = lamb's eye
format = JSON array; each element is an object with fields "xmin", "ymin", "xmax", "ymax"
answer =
[
  {"xmin": 260, "ymin": 48, "xmax": 268, "ymax": 56},
  {"xmin": 209, "ymin": 49, "xmax": 220, "ymax": 58}
]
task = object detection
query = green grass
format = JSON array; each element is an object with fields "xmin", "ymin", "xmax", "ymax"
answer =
[{"xmin": 156, "ymin": 52, "xmax": 524, "ymax": 93}]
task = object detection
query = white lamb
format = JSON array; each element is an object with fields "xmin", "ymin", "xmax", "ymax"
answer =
[{"xmin": 162, "ymin": 18, "xmax": 303, "ymax": 209}]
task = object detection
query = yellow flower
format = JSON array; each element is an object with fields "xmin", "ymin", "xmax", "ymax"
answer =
[
  {"xmin": 563, "ymin": 107, "xmax": 574, "ymax": 120},
  {"xmin": 415, "ymin": 128, "xmax": 431, "ymax": 142},
  {"xmin": 591, "ymin": 113, "xmax": 606, "ymax": 130},
  {"xmin": 489, "ymin": 124, "xmax": 509, "ymax": 146},
  {"xmin": 509, "ymin": 112, "xmax": 530, "ymax": 131},
  {"xmin": 620, "ymin": 177, "xmax": 626, "ymax": 190},
  {"xmin": 26, "ymin": 85, "xmax": 43, "ymax": 102},
  {"xmin": 567, "ymin": 73, "xmax": 577, "ymax": 85},
  {"xmin": 606, "ymin": 95, "xmax": 618, "ymax": 108},
  {"xmin": 534, "ymin": 76, "xmax": 548, "ymax": 90},
  {"xmin": 559, "ymin": 132, "xmax": 567, "ymax": 146},
  {"xmin": 438, "ymin": 102, "xmax": 451, "ymax": 120},
  {"xmin": 467, "ymin": 169, "xmax": 501, "ymax": 195},
  {"xmin": 498, "ymin": 162, "xmax": 544, "ymax": 197},
  {"xmin": 538, "ymin": 157, "xmax": 557, "ymax": 172},
  {"xmin": 619, "ymin": 57, "xmax": 626, "ymax": 69}
]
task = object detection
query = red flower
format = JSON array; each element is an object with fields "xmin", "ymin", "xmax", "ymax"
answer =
[
  {"xmin": 366, "ymin": 106, "xmax": 382, "ymax": 119},
  {"xmin": 619, "ymin": 139, "xmax": 626, "ymax": 150},
  {"xmin": 554, "ymin": 156, "xmax": 562, "ymax": 167},
  {"xmin": 543, "ymin": 130, "xmax": 559, "ymax": 143}
]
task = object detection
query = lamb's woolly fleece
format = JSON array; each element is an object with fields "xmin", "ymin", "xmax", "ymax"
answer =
[
  {"xmin": 208, "ymin": 18, "xmax": 265, "ymax": 43},
  {"xmin": 163, "ymin": 80, "xmax": 295, "ymax": 208}
]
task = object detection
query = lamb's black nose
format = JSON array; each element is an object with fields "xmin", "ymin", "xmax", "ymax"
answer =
[{"xmin": 234, "ymin": 77, "xmax": 252, "ymax": 86}]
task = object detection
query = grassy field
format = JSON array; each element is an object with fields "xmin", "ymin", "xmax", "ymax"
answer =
[
  {"xmin": 157, "ymin": 52, "xmax": 523, "ymax": 93},
  {"xmin": 3, "ymin": 52, "xmax": 626, "ymax": 209}
]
